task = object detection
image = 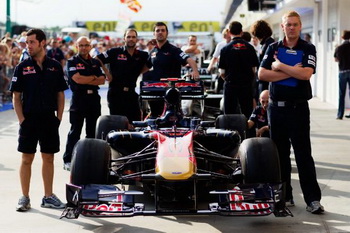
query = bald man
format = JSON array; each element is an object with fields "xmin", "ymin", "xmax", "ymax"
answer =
[
  {"xmin": 248, "ymin": 90, "xmax": 270, "ymax": 137},
  {"xmin": 62, "ymin": 36, "xmax": 105, "ymax": 170}
]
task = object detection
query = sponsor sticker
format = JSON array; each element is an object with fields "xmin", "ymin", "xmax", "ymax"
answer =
[
  {"xmin": 23, "ymin": 66, "xmax": 36, "ymax": 75},
  {"xmin": 117, "ymin": 54, "xmax": 127, "ymax": 60},
  {"xmin": 76, "ymin": 63, "xmax": 85, "ymax": 70},
  {"xmin": 286, "ymin": 49, "xmax": 297, "ymax": 55},
  {"xmin": 233, "ymin": 43, "xmax": 247, "ymax": 50},
  {"xmin": 308, "ymin": 60, "xmax": 316, "ymax": 66},
  {"xmin": 308, "ymin": 55, "xmax": 316, "ymax": 61},
  {"xmin": 179, "ymin": 52, "xmax": 187, "ymax": 59}
]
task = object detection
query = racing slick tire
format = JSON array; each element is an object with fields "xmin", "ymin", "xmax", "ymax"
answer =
[
  {"xmin": 215, "ymin": 114, "xmax": 247, "ymax": 140},
  {"xmin": 71, "ymin": 138, "xmax": 111, "ymax": 185},
  {"xmin": 238, "ymin": 137, "xmax": 281, "ymax": 184},
  {"xmin": 95, "ymin": 115, "xmax": 129, "ymax": 139}
]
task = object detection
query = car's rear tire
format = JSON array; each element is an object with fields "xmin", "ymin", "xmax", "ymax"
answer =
[
  {"xmin": 95, "ymin": 115, "xmax": 129, "ymax": 139},
  {"xmin": 238, "ymin": 137, "xmax": 281, "ymax": 184},
  {"xmin": 70, "ymin": 138, "xmax": 110, "ymax": 185},
  {"xmin": 215, "ymin": 114, "xmax": 247, "ymax": 140}
]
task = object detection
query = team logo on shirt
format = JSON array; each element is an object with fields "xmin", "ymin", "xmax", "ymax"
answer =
[
  {"xmin": 47, "ymin": 67, "xmax": 58, "ymax": 71},
  {"xmin": 233, "ymin": 43, "xmax": 247, "ymax": 50},
  {"xmin": 12, "ymin": 76, "xmax": 17, "ymax": 82},
  {"xmin": 151, "ymin": 52, "xmax": 157, "ymax": 58},
  {"xmin": 76, "ymin": 63, "xmax": 85, "ymax": 70},
  {"xmin": 117, "ymin": 54, "xmax": 127, "ymax": 60},
  {"xmin": 22, "ymin": 66, "xmax": 36, "ymax": 75}
]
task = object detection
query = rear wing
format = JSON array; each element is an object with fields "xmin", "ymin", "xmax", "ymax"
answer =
[{"xmin": 140, "ymin": 79, "xmax": 206, "ymax": 100}]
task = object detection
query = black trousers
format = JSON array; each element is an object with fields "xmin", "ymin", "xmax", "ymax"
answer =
[
  {"xmin": 108, "ymin": 89, "xmax": 141, "ymax": 122},
  {"xmin": 268, "ymin": 102, "xmax": 321, "ymax": 205},
  {"xmin": 63, "ymin": 110, "xmax": 100, "ymax": 163},
  {"xmin": 223, "ymin": 82, "xmax": 253, "ymax": 120}
]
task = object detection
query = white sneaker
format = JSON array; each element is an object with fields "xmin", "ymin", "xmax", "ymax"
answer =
[
  {"xmin": 63, "ymin": 162, "xmax": 71, "ymax": 171},
  {"xmin": 306, "ymin": 201, "xmax": 324, "ymax": 214}
]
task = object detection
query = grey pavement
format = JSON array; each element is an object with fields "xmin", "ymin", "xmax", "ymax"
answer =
[{"xmin": 0, "ymin": 96, "xmax": 349, "ymax": 233}]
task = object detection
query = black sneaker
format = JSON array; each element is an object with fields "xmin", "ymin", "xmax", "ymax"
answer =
[
  {"xmin": 16, "ymin": 196, "xmax": 31, "ymax": 212},
  {"xmin": 345, "ymin": 114, "xmax": 350, "ymax": 118},
  {"xmin": 306, "ymin": 201, "xmax": 324, "ymax": 214}
]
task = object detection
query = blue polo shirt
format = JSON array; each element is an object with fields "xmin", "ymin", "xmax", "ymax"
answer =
[
  {"xmin": 146, "ymin": 41, "xmax": 189, "ymax": 80},
  {"xmin": 10, "ymin": 56, "xmax": 68, "ymax": 114},
  {"xmin": 260, "ymin": 38, "xmax": 316, "ymax": 101}
]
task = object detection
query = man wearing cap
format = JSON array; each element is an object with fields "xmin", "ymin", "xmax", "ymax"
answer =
[{"xmin": 18, "ymin": 37, "xmax": 30, "ymax": 62}]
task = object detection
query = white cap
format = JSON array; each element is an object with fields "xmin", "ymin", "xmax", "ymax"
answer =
[
  {"xmin": 17, "ymin": 37, "xmax": 26, "ymax": 43},
  {"xmin": 91, "ymin": 39, "xmax": 98, "ymax": 45}
]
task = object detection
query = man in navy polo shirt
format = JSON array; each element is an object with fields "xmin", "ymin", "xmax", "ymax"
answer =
[
  {"xmin": 218, "ymin": 21, "xmax": 259, "ymax": 119},
  {"xmin": 259, "ymin": 11, "xmax": 324, "ymax": 214},
  {"xmin": 97, "ymin": 29, "xmax": 148, "ymax": 123},
  {"xmin": 47, "ymin": 38, "xmax": 65, "ymax": 68},
  {"xmin": 10, "ymin": 28, "xmax": 68, "ymax": 211},
  {"xmin": 63, "ymin": 36, "xmax": 105, "ymax": 171},
  {"xmin": 142, "ymin": 22, "xmax": 200, "ymax": 117}
]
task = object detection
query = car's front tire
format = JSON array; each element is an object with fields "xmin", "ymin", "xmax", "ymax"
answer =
[
  {"xmin": 70, "ymin": 138, "xmax": 110, "ymax": 185},
  {"xmin": 238, "ymin": 137, "xmax": 281, "ymax": 184}
]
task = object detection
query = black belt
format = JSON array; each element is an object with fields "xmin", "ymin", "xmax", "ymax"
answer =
[
  {"xmin": 269, "ymin": 99, "xmax": 307, "ymax": 107},
  {"xmin": 74, "ymin": 89, "xmax": 98, "ymax": 95},
  {"xmin": 109, "ymin": 87, "xmax": 135, "ymax": 92}
]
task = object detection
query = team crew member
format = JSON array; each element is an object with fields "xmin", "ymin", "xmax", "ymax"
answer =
[
  {"xmin": 63, "ymin": 36, "xmax": 105, "ymax": 171},
  {"xmin": 47, "ymin": 38, "xmax": 65, "ymax": 68},
  {"xmin": 10, "ymin": 29, "xmax": 68, "ymax": 211},
  {"xmin": 143, "ymin": 22, "xmax": 200, "ymax": 117},
  {"xmin": 247, "ymin": 90, "xmax": 270, "ymax": 137},
  {"xmin": 97, "ymin": 29, "xmax": 148, "ymax": 122},
  {"xmin": 250, "ymin": 20, "xmax": 275, "ymax": 97},
  {"xmin": 219, "ymin": 21, "xmax": 259, "ymax": 119},
  {"xmin": 259, "ymin": 11, "xmax": 324, "ymax": 214}
]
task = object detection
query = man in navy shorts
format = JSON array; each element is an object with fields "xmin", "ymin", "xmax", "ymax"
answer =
[{"xmin": 10, "ymin": 28, "xmax": 68, "ymax": 212}]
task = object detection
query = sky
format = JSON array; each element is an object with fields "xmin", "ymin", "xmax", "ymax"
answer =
[{"xmin": 0, "ymin": 0, "xmax": 227, "ymax": 28}]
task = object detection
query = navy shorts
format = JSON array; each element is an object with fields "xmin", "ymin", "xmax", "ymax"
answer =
[{"xmin": 18, "ymin": 113, "xmax": 61, "ymax": 154}]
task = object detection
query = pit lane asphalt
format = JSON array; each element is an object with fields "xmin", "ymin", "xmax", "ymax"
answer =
[{"xmin": 0, "ymin": 89, "xmax": 350, "ymax": 233}]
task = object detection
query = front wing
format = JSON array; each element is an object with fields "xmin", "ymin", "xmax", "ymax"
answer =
[{"xmin": 61, "ymin": 183, "xmax": 292, "ymax": 219}]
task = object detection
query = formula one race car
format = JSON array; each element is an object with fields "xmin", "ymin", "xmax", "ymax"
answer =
[{"xmin": 61, "ymin": 79, "xmax": 292, "ymax": 219}]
